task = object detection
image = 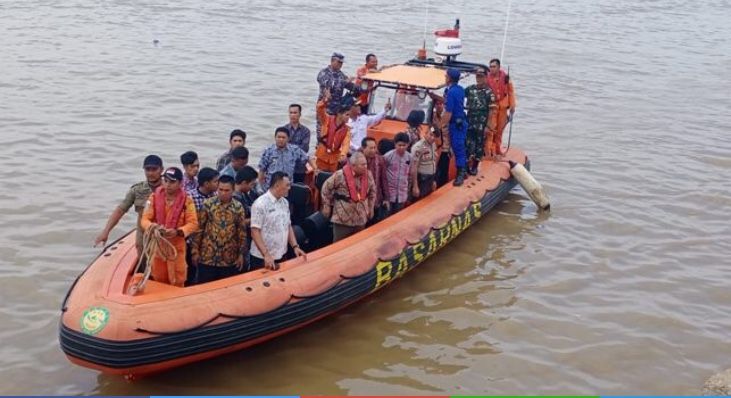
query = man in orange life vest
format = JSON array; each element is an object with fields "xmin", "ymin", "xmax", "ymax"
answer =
[
  {"xmin": 355, "ymin": 53, "xmax": 378, "ymax": 114},
  {"xmin": 140, "ymin": 167, "xmax": 198, "ymax": 287},
  {"xmin": 315, "ymin": 88, "xmax": 352, "ymax": 172},
  {"xmin": 486, "ymin": 58, "xmax": 516, "ymax": 156},
  {"xmin": 321, "ymin": 152, "xmax": 376, "ymax": 242}
]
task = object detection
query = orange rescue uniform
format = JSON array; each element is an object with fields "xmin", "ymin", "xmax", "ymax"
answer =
[
  {"xmin": 315, "ymin": 98, "xmax": 351, "ymax": 172},
  {"xmin": 486, "ymin": 71, "xmax": 516, "ymax": 155},
  {"xmin": 355, "ymin": 64, "xmax": 373, "ymax": 107},
  {"xmin": 140, "ymin": 192, "xmax": 198, "ymax": 287}
]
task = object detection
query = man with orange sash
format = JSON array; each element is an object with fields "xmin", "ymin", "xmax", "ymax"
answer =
[
  {"xmin": 321, "ymin": 152, "xmax": 376, "ymax": 242},
  {"xmin": 486, "ymin": 58, "xmax": 516, "ymax": 156},
  {"xmin": 315, "ymin": 89, "xmax": 352, "ymax": 172},
  {"xmin": 140, "ymin": 167, "xmax": 198, "ymax": 287},
  {"xmin": 355, "ymin": 53, "xmax": 378, "ymax": 114}
]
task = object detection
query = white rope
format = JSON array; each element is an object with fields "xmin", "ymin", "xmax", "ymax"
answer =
[{"xmin": 500, "ymin": 0, "xmax": 513, "ymax": 63}]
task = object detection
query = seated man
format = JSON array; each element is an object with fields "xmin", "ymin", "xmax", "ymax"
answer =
[
  {"xmin": 321, "ymin": 152, "xmax": 376, "ymax": 242},
  {"xmin": 250, "ymin": 172, "xmax": 307, "ymax": 270},
  {"xmin": 140, "ymin": 167, "xmax": 198, "ymax": 287},
  {"xmin": 191, "ymin": 175, "xmax": 247, "ymax": 284}
]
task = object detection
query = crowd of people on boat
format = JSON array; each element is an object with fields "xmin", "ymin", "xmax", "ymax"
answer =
[{"xmin": 93, "ymin": 52, "xmax": 516, "ymax": 288}]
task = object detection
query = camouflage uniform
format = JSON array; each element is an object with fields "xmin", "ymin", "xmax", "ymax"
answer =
[
  {"xmin": 465, "ymin": 84, "xmax": 496, "ymax": 160},
  {"xmin": 118, "ymin": 181, "xmax": 155, "ymax": 252}
]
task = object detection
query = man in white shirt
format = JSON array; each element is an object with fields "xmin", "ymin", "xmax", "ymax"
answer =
[
  {"xmin": 250, "ymin": 171, "xmax": 306, "ymax": 270},
  {"xmin": 346, "ymin": 99, "xmax": 391, "ymax": 154}
]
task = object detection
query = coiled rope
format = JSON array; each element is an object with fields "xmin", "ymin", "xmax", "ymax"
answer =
[{"xmin": 127, "ymin": 225, "xmax": 177, "ymax": 295}]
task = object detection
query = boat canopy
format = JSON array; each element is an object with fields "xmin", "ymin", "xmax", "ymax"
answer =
[{"xmin": 362, "ymin": 65, "xmax": 447, "ymax": 90}]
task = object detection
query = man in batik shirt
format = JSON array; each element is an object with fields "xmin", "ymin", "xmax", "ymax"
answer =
[
  {"xmin": 321, "ymin": 152, "xmax": 376, "ymax": 242},
  {"xmin": 191, "ymin": 175, "xmax": 247, "ymax": 284}
]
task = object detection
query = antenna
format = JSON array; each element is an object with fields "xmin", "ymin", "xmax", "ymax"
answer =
[
  {"xmin": 500, "ymin": 0, "xmax": 513, "ymax": 63},
  {"xmin": 422, "ymin": 0, "xmax": 430, "ymax": 47}
]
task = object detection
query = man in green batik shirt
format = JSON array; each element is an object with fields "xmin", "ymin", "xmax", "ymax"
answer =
[{"xmin": 464, "ymin": 67, "xmax": 497, "ymax": 175}]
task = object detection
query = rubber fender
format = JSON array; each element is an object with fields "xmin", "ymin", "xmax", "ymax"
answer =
[{"xmin": 509, "ymin": 160, "xmax": 550, "ymax": 211}]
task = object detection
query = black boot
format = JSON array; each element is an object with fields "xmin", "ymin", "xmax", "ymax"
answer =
[
  {"xmin": 468, "ymin": 160, "xmax": 478, "ymax": 175},
  {"xmin": 453, "ymin": 168, "xmax": 465, "ymax": 186}
]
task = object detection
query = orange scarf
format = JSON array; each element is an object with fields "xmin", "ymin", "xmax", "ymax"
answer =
[
  {"xmin": 153, "ymin": 186, "xmax": 186, "ymax": 229},
  {"xmin": 343, "ymin": 164, "xmax": 368, "ymax": 203}
]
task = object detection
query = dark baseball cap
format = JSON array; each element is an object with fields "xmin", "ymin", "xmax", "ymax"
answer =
[
  {"xmin": 331, "ymin": 52, "xmax": 345, "ymax": 61},
  {"xmin": 143, "ymin": 154, "xmax": 163, "ymax": 168},
  {"xmin": 162, "ymin": 167, "xmax": 183, "ymax": 182}
]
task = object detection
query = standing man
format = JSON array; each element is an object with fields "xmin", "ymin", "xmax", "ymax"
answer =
[
  {"xmin": 443, "ymin": 68, "xmax": 468, "ymax": 186},
  {"xmin": 280, "ymin": 104, "xmax": 312, "ymax": 183},
  {"xmin": 94, "ymin": 154, "xmax": 163, "ymax": 254},
  {"xmin": 383, "ymin": 132, "xmax": 412, "ymax": 214},
  {"xmin": 465, "ymin": 67, "xmax": 497, "ymax": 172},
  {"xmin": 188, "ymin": 167, "xmax": 219, "ymax": 211},
  {"xmin": 191, "ymin": 175, "xmax": 247, "ymax": 283},
  {"xmin": 405, "ymin": 110, "xmax": 425, "ymax": 150},
  {"xmin": 315, "ymin": 90, "xmax": 352, "ymax": 172},
  {"xmin": 358, "ymin": 137, "xmax": 389, "ymax": 223},
  {"xmin": 235, "ymin": 166, "xmax": 259, "ymax": 258},
  {"xmin": 180, "ymin": 150, "xmax": 200, "ymax": 192},
  {"xmin": 431, "ymin": 98, "xmax": 451, "ymax": 187},
  {"xmin": 410, "ymin": 128, "xmax": 439, "ymax": 199},
  {"xmin": 347, "ymin": 97, "xmax": 390, "ymax": 154},
  {"xmin": 250, "ymin": 172, "xmax": 307, "ymax": 271},
  {"xmin": 355, "ymin": 53, "xmax": 378, "ymax": 114},
  {"xmin": 486, "ymin": 58, "xmax": 516, "ymax": 156},
  {"xmin": 140, "ymin": 167, "xmax": 198, "ymax": 287},
  {"xmin": 321, "ymin": 152, "xmax": 376, "ymax": 241},
  {"xmin": 216, "ymin": 129, "xmax": 246, "ymax": 171},
  {"xmin": 234, "ymin": 166, "xmax": 260, "ymax": 220},
  {"xmin": 220, "ymin": 146, "xmax": 249, "ymax": 179},
  {"xmin": 316, "ymin": 52, "xmax": 355, "ymax": 110},
  {"xmin": 258, "ymin": 127, "xmax": 318, "ymax": 191}
]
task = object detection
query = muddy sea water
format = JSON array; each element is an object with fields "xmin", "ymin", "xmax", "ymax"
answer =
[{"xmin": 1, "ymin": 0, "xmax": 730, "ymax": 394}]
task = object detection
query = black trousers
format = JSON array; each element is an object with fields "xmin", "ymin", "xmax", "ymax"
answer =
[
  {"xmin": 417, "ymin": 173, "xmax": 436, "ymax": 198},
  {"xmin": 436, "ymin": 152, "xmax": 451, "ymax": 187},
  {"xmin": 196, "ymin": 264, "xmax": 240, "ymax": 284}
]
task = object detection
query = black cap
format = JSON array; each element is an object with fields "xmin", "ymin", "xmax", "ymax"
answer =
[
  {"xmin": 162, "ymin": 167, "xmax": 183, "ymax": 182},
  {"xmin": 143, "ymin": 154, "xmax": 163, "ymax": 168},
  {"xmin": 331, "ymin": 52, "xmax": 345, "ymax": 61}
]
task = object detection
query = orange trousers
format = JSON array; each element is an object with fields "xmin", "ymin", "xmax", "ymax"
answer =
[
  {"xmin": 487, "ymin": 106, "xmax": 510, "ymax": 156},
  {"xmin": 150, "ymin": 238, "xmax": 187, "ymax": 287}
]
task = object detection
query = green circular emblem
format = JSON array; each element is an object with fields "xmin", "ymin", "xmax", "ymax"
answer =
[{"xmin": 80, "ymin": 307, "xmax": 110, "ymax": 335}]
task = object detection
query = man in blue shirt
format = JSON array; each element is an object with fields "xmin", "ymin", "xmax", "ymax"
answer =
[
  {"xmin": 444, "ymin": 68, "xmax": 469, "ymax": 186},
  {"xmin": 258, "ymin": 127, "xmax": 318, "ymax": 190}
]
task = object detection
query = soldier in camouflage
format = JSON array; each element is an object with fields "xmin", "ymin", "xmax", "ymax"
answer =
[
  {"xmin": 94, "ymin": 155, "xmax": 163, "ymax": 254},
  {"xmin": 464, "ymin": 67, "xmax": 497, "ymax": 175}
]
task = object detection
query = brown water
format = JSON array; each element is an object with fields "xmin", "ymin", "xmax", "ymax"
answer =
[{"xmin": 1, "ymin": 0, "xmax": 730, "ymax": 395}]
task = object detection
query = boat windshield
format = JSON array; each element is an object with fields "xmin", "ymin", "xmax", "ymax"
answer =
[{"xmin": 369, "ymin": 86, "xmax": 433, "ymax": 124}]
